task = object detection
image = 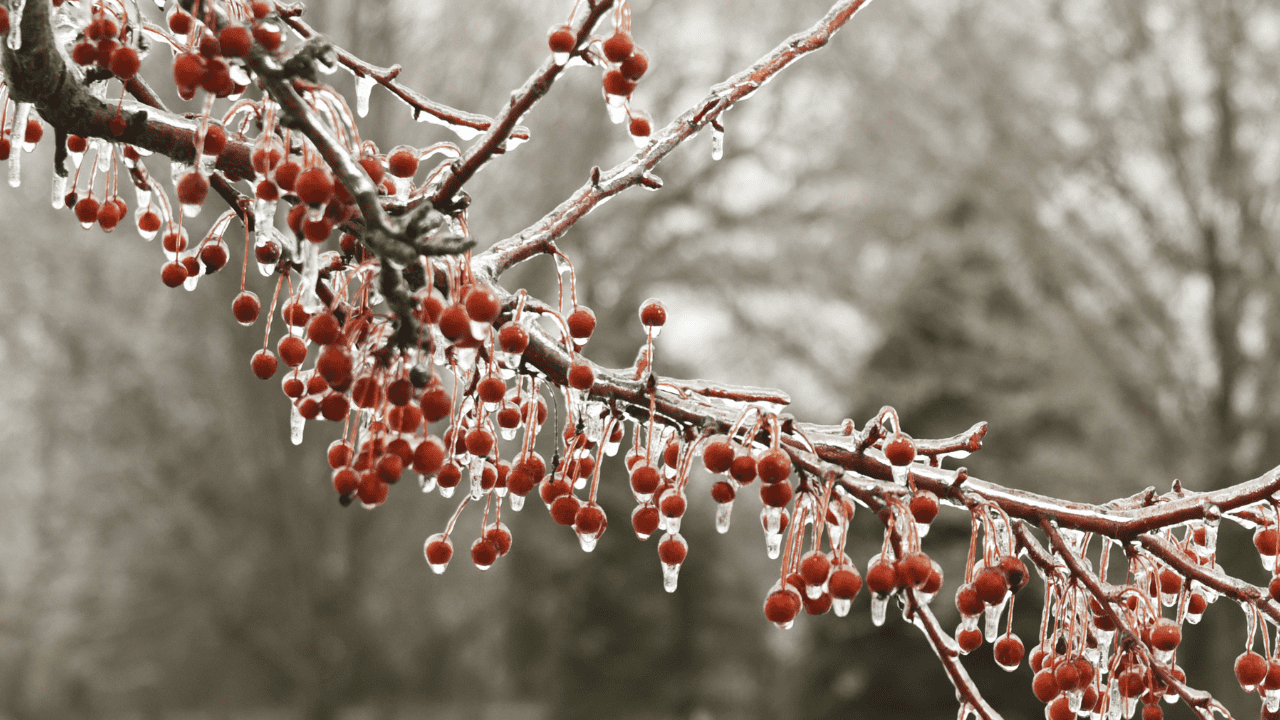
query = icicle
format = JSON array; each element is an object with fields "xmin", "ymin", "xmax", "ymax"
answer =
[
  {"xmin": 50, "ymin": 173, "xmax": 66, "ymax": 209},
  {"xmin": 765, "ymin": 531, "xmax": 782, "ymax": 559},
  {"xmin": 832, "ymin": 598, "xmax": 851, "ymax": 617},
  {"xmin": 289, "ymin": 403, "xmax": 305, "ymax": 444},
  {"xmin": 553, "ymin": 251, "xmax": 572, "ymax": 277},
  {"xmin": 353, "ymin": 74, "xmax": 376, "ymax": 117},
  {"xmin": 510, "ymin": 493, "xmax": 525, "ymax": 511},
  {"xmin": 715, "ymin": 501, "xmax": 733, "ymax": 533},
  {"xmin": 604, "ymin": 93, "xmax": 627, "ymax": 124},
  {"xmin": 418, "ymin": 473, "xmax": 437, "ymax": 494},
  {"xmin": 983, "ymin": 597, "xmax": 1007, "ymax": 642},
  {"xmin": 6, "ymin": 0, "xmax": 25, "ymax": 51},
  {"xmin": 870, "ymin": 593, "xmax": 888, "ymax": 626},
  {"xmin": 299, "ymin": 241, "xmax": 323, "ymax": 312},
  {"xmin": 711, "ymin": 126, "xmax": 724, "ymax": 161},
  {"xmin": 8, "ymin": 104, "xmax": 27, "ymax": 188}
]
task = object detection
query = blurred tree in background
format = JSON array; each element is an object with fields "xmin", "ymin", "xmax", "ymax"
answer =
[{"xmin": 4, "ymin": 0, "xmax": 1280, "ymax": 718}]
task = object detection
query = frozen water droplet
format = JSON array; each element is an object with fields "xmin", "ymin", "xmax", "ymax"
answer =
[
  {"xmin": 438, "ymin": 484, "xmax": 455, "ymax": 499},
  {"xmin": 871, "ymin": 594, "xmax": 888, "ymax": 626},
  {"xmin": 715, "ymin": 501, "xmax": 733, "ymax": 533},
  {"xmin": 553, "ymin": 251, "xmax": 572, "ymax": 276},
  {"xmin": 984, "ymin": 597, "xmax": 1007, "ymax": 642},
  {"xmin": 833, "ymin": 598, "xmax": 852, "ymax": 617},
  {"xmin": 181, "ymin": 202, "xmax": 201, "ymax": 218},
  {"xmin": 418, "ymin": 473, "xmax": 437, "ymax": 494},
  {"xmin": 552, "ymin": 51, "xmax": 570, "ymax": 66},
  {"xmin": 578, "ymin": 531, "xmax": 598, "ymax": 552},
  {"xmin": 424, "ymin": 533, "xmax": 451, "ymax": 574},
  {"xmin": 605, "ymin": 92, "xmax": 627, "ymax": 124},
  {"xmin": 661, "ymin": 561, "xmax": 681, "ymax": 592},
  {"xmin": 50, "ymin": 174, "xmax": 66, "ymax": 209},
  {"xmin": 510, "ymin": 493, "xmax": 525, "ymax": 511},
  {"xmin": 290, "ymin": 403, "xmax": 305, "ymax": 444},
  {"xmin": 468, "ymin": 319, "xmax": 491, "ymax": 341},
  {"xmin": 499, "ymin": 425, "xmax": 518, "ymax": 441},
  {"xmin": 711, "ymin": 128, "xmax": 724, "ymax": 160},
  {"xmin": 891, "ymin": 464, "xmax": 910, "ymax": 486},
  {"xmin": 765, "ymin": 531, "xmax": 782, "ymax": 559},
  {"xmin": 916, "ymin": 522, "xmax": 931, "ymax": 539},
  {"xmin": 572, "ymin": 475, "xmax": 587, "ymax": 491},
  {"xmin": 6, "ymin": 0, "xmax": 24, "ymax": 50},
  {"xmin": 300, "ymin": 241, "xmax": 323, "ymax": 312},
  {"xmin": 664, "ymin": 513, "xmax": 682, "ymax": 535},
  {"xmin": 355, "ymin": 74, "xmax": 375, "ymax": 118}
]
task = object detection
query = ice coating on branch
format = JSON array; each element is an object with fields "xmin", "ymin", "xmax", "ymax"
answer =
[
  {"xmin": 6, "ymin": 0, "xmax": 24, "ymax": 51},
  {"xmin": 411, "ymin": 107, "xmax": 482, "ymax": 141}
]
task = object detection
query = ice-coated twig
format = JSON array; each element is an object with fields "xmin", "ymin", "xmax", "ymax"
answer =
[
  {"xmin": 473, "ymin": 0, "xmax": 877, "ymax": 280},
  {"xmin": 275, "ymin": 9, "xmax": 529, "ymax": 144},
  {"xmin": 429, "ymin": 0, "xmax": 619, "ymax": 210},
  {"xmin": 904, "ymin": 588, "xmax": 1003, "ymax": 720}
]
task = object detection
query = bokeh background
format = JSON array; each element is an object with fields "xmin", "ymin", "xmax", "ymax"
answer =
[{"xmin": 4, "ymin": 0, "xmax": 1280, "ymax": 717}]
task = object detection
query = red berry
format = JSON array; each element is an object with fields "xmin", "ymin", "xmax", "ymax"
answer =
[
  {"xmin": 1257, "ymin": 527, "xmax": 1280, "ymax": 555},
  {"xmin": 316, "ymin": 345, "xmax": 353, "ymax": 387},
  {"xmin": 169, "ymin": 10, "xmax": 192, "ymax": 34},
  {"xmin": 997, "ymin": 554, "xmax": 1030, "ymax": 593},
  {"xmin": 620, "ymin": 48, "xmax": 649, "ymax": 80},
  {"xmin": 274, "ymin": 161, "xmax": 300, "ymax": 190},
  {"xmin": 281, "ymin": 301, "xmax": 311, "ymax": 327},
  {"xmin": 250, "ymin": 349, "xmax": 278, "ymax": 380},
  {"xmin": 703, "ymin": 438, "xmax": 734, "ymax": 474},
  {"xmin": 138, "ymin": 210, "xmax": 162, "ymax": 233},
  {"xmin": 485, "ymin": 525, "xmax": 513, "ymax": 556},
  {"xmin": 972, "ymin": 566, "xmax": 1009, "ymax": 605},
  {"xmin": 327, "ymin": 440, "xmax": 353, "ymax": 469},
  {"xmin": 413, "ymin": 436, "xmax": 447, "ymax": 476},
  {"xmin": 659, "ymin": 492, "xmax": 686, "ymax": 520},
  {"xmin": 658, "ymin": 534, "xmax": 687, "ymax": 565},
  {"xmin": 232, "ymin": 291, "xmax": 261, "ymax": 325},
  {"xmin": 639, "ymin": 299, "xmax": 667, "ymax": 327},
  {"xmin": 602, "ymin": 31, "xmax": 634, "ymax": 63},
  {"xmin": 177, "ymin": 172, "xmax": 209, "ymax": 207},
  {"xmin": 909, "ymin": 490, "xmax": 939, "ymax": 525},
  {"xmin": 955, "ymin": 584, "xmax": 984, "ymax": 616},
  {"xmin": 567, "ymin": 360, "xmax": 594, "ymax": 390},
  {"xmin": 498, "ymin": 322, "xmax": 529, "ymax": 354},
  {"xmin": 420, "ymin": 388, "xmax": 451, "ymax": 422},
  {"xmin": 437, "ymin": 463, "xmax": 462, "ymax": 490},
  {"xmin": 332, "ymin": 467, "xmax": 358, "ymax": 495},
  {"xmin": 219, "ymin": 26, "xmax": 253, "ymax": 57},
  {"xmin": 74, "ymin": 197, "xmax": 100, "ymax": 227},
  {"xmin": 465, "ymin": 427, "xmax": 494, "ymax": 458},
  {"xmin": 1045, "ymin": 696, "xmax": 1072, "ymax": 720},
  {"xmin": 602, "ymin": 69, "xmax": 636, "ymax": 97},
  {"xmin": 865, "ymin": 557, "xmax": 897, "ymax": 595},
  {"xmin": 764, "ymin": 586, "xmax": 801, "ymax": 626},
  {"xmin": 202, "ymin": 125, "xmax": 227, "ymax": 157},
  {"xmin": 23, "ymin": 120, "xmax": 41, "ymax": 145},
  {"xmin": 306, "ymin": 313, "xmax": 340, "ymax": 345},
  {"xmin": 72, "ymin": 41, "xmax": 97, "ymax": 66},
  {"xmin": 759, "ymin": 481, "xmax": 792, "ymax": 508},
  {"xmin": 829, "ymin": 567, "xmax": 862, "ymax": 599},
  {"xmin": 956, "ymin": 628, "xmax": 982, "ymax": 653},
  {"xmin": 550, "ymin": 495, "xmax": 581, "ymax": 525},
  {"xmin": 477, "ymin": 377, "xmax": 506, "ymax": 405},
  {"xmin": 199, "ymin": 241, "xmax": 229, "ymax": 272},
  {"xmin": 173, "ymin": 53, "xmax": 204, "ymax": 89},
  {"xmin": 1142, "ymin": 702, "xmax": 1163, "ymax": 720},
  {"xmin": 302, "ymin": 217, "xmax": 333, "ymax": 243},
  {"xmin": 387, "ymin": 147, "xmax": 418, "ymax": 178},
  {"xmin": 374, "ymin": 453, "xmax": 403, "ymax": 483},
  {"xmin": 160, "ymin": 260, "xmax": 188, "ymax": 287},
  {"xmin": 1031, "ymin": 668, "xmax": 1058, "ymax": 702},
  {"xmin": 574, "ymin": 504, "xmax": 606, "ymax": 536},
  {"xmin": 251, "ymin": 1, "xmax": 272, "ymax": 19},
  {"xmin": 567, "ymin": 307, "xmax": 596, "ymax": 341},
  {"xmin": 1237, "ymin": 650, "xmax": 1269, "ymax": 688},
  {"xmin": 756, "ymin": 449, "xmax": 792, "ymax": 484},
  {"xmin": 628, "ymin": 112, "xmax": 652, "ymax": 139},
  {"xmin": 252, "ymin": 23, "xmax": 282, "ymax": 51},
  {"xmin": 356, "ymin": 472, "xmax": 388, "ymax": 507},
  {"xmin": 277, "ymin": 335, "xmax": 307, "ymax": 367},
  {"xmin": 993, "ymin": 634, "xmax": 1024, "ymax": 668},
  {"xmin": 295, "ymin": 167, "xmax": 334, "ymax": 205},
  {"xmin": 1149, "ymin": 618, "xmax": 1181, "ymax": 652},
  {"xmin": 424, "ymin": 536, "xmax": 453, "ymax": 567},
  {"xmin": 465, "ymin": 286, "xmax": 501, "ymax": 323},
  {"xmin": 320, "ymin": 392, "xmax": 350, "ymax": 422},
  {"xmin": 729, "ymin": 454, "xmax": 757, "ymax": 484},
  {"xmin": 438, "ymin": 303, "xmax": 470, "ymax": 341},
  {"xmin": 108, "ymin": 46, "xmax": 140, "ymax": 79},
  {"xmin": 799, "ymin": 551, "xmax": 831, "ymax": 586},
  {"xmin": 548, "ymin": 26, "xmax": 575, "ymax": 54},
  {"xmin": 896, "ymin": 551, "xmax": 932, "ymax": 589},
  {"xmin": 884, "ymin": 433, "xmax": 916, "ymax": 466}
]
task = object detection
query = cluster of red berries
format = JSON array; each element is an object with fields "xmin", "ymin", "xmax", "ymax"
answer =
[
  {"xmin": 548, "ymin": 0, "xmax": 653, "ymax": 144},
  {"xmin": 169, "ymin": 2, "xmax": 279, "ymax": 100},
  {"xmin": 70, "ymin": 13, "xmax": 140, "ymax": 82}
]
